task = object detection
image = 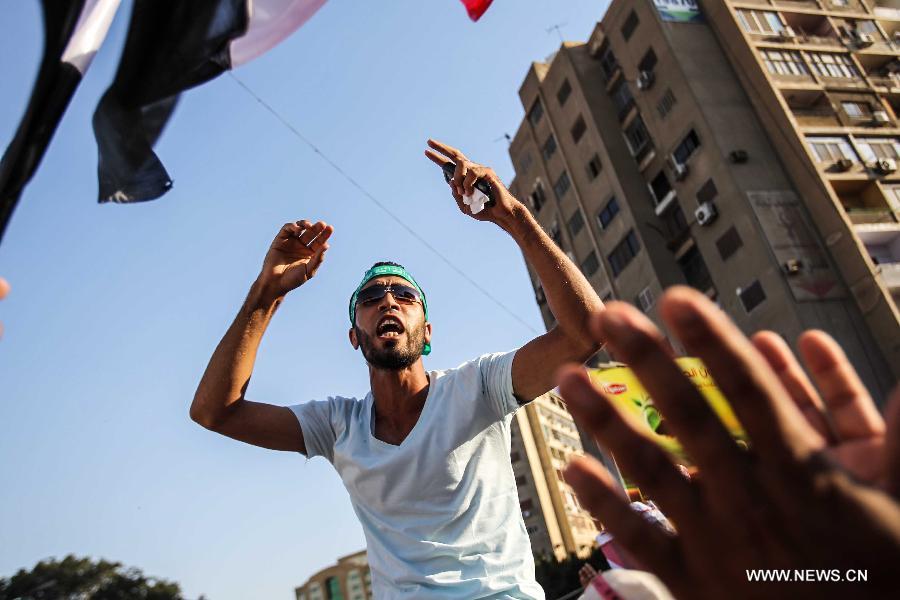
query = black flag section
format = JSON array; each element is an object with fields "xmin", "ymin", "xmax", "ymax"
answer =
[
  {"xmin": 93, "ymin": 0, "xmax": 250, "ymax": 203},
  {"xmin": 0, "ymin": 0, "xmax": 89, "ymax": 244}
]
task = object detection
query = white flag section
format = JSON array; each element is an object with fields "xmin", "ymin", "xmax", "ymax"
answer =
[
  {"xmin": 60, "ymin": 0, "xmax": 122, "ymax": 75},
  {"xmin": 230, "ymin": 0, "xmax": 329, "ymax": 67}
]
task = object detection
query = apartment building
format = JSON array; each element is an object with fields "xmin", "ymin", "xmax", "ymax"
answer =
[
  {"xmin": 295, "ymin": 550, "xmax": 372, "ymax": 600},
  {"xmin": 510, "ymin": 392, "xmax": 599, "ymax": 561},
  {"xmin": 508, "ymin": 0, "xmax": 898, "ymax": 397}
]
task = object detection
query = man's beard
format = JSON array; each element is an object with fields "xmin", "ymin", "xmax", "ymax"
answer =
[{"xmin": 356, "ymin": 322, "xmax": 426, "ymax": 371}]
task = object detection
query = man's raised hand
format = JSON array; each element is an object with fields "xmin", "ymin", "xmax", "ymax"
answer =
[
  {"xmin": 258, "ymin": 220, "xmax": 333, "ymax": 300},
  {"xmin": 424, "ymin": 139, "xmax": 522, "ymax": 224}
]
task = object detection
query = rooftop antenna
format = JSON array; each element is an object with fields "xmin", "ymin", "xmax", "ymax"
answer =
[{"xmin": 546, "ymin": 22, "xmax": 567, "ymax": 44}]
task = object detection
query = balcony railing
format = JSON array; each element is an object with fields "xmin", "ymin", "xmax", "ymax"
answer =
[
  {"xmin": 876, "ymin": 262, "xmax": 900, "ymax": 291},
  {"xmin": 791, "ymin": 107, "xmax": 842, "ymax": 127},
  {"xmin": 846, "ymin": 208, "xmax": 899, "ymax": 225}
]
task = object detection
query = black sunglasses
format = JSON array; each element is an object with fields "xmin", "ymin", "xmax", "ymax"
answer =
[{"xmin": 356, "ymin": 283, "xmax": 422, "ymax": 306}]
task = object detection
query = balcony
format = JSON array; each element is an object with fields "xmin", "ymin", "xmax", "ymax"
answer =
[
  {"xmin": 845, "ymin": 207, "xmax": 899, "ymax": 224},
  {"xmin": 874, "ymin": 1, "xmax": 900, "ymax": 22},
  {"xmin": 786, "ymin": 90, "xmax": 842, "ymax": 127},
  {"xmin": 877, "ymin": 262, "xmax": 900, "ymax": 291},
  {"xmin": 781, "ymin": 12, "xmax": 841, "ymax": 48},
  {"xmin": 855, "ymin": 224, "xmax": 900, "ymax": 291},
  {"xmin": 773, "ymin": 0, "xmax": 820, "ymax": 9}
]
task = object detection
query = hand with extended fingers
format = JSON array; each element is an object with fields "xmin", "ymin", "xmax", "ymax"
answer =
[
  {"xmin": 752, "ymin": 330, "xmax": 889, "ymax": 486},
  {"xmin": 257, "ymin": 220, "xmax": 333, "ymax": 301},
  {"xmin": 557, "ymin": 286, "xmax": 900, "ymax": 600},
  {"xmin": 424, "ymin": 138, "xmax": 523, "ymax": 225}
]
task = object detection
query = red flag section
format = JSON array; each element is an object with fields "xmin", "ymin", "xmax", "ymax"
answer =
[{"xmin": 460, "ymin": 0, "xmax": 494, "ymax": 21}]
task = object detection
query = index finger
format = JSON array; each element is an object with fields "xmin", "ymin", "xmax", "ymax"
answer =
[
  {"xmin": 424, "ymin": 149, "xmax": 453, "ymax": 170},
  {"xmin": 427, "ymin": 138, "xmax": 466, "ymax": 162}
]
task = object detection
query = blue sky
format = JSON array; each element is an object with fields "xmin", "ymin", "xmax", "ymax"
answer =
[{"xmin": 0, "ymin": 1, "xmax": 610, "ymax": 598}]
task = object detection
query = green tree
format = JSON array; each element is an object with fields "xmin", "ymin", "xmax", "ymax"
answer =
[
  {"xmin": 534, "ymin": 548, "xmax": 609, "ymax": 600},
  {"xmin": 0, "ymin": 555, "xmax": 183, "ymax": 599}
]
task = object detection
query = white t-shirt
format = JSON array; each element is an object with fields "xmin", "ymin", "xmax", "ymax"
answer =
[{"xmin": 290, "ymin": 350, "xmax": 545, "ymax": 599}]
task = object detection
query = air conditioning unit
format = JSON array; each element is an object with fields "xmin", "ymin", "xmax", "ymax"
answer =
[
  {"xmin": 672, "ymin": 161, "xmax": 689, "ymax": 181},
  {"xmin": 729, "ymin": 149, "xmax": 749, "ymax": 164},
  {"xmin": 834, "ymin": 157, "xmax": 854, "ymax": 171},
  {"xmin": 783, "ymin": 258, "xmax": 803, "ymax": 275},
  {"xmin": 855, "ymin": 33, "xmax": 875, "ymax": 48},
  {"xmin": 873, "ymin": 110, "xmax": 891, "ymax": 125},
  {"xmin": 694, "ymin": 201, "xmax": 718, "ymax": 226},
  {"xmin": 873, "ymin": 158, "xmax": 898, "ymax": 173},
  {"xmin": 636, "ymin": 70, "xmax": 655, "ymax": 91}
]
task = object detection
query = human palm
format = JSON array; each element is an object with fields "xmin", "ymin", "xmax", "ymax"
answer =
[{"xmin": 260, "ymin": 220, "xmax": 333, "ymax": 297}]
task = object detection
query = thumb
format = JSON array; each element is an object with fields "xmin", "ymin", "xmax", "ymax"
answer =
[{"xmin": 885, "ymin": 385, "xmax": 900, "ymax": 499}]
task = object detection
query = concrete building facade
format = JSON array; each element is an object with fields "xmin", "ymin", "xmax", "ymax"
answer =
[
  {"xmin": 295, "ymin": 550, "xmax": 372, "ymax": 600},
  {"xmin": 508, "ymin": 0, "xmax": 899, "ymax": 397},
  {"xmin": 510, "ymin": 392, "xmax": 599, "ymax": 561}
]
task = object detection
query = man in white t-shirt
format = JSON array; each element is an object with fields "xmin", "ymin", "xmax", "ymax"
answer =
[{"xmin": 190, "ymin": 140, "xmax": 605, "ymax": 598}]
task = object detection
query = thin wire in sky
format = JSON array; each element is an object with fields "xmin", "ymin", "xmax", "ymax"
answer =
[{"xmin": 228, "ymin": 72, "xmax": 539, "ymax": 336}]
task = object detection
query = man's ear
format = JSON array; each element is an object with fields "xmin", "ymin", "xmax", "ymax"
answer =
[
  {"xmin": 349, "ymin": 327, "xmax": 359, "ymax": 350},
  {"xmin": 424, "ymin": 322, "xmax": 432, "ymax": 345}
]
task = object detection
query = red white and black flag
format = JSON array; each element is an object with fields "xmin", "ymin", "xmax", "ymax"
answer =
[
  {"xmin": 92, "ymin": 0, "xmax": 491, "ymax": 204},
  {"xmin": 0, "ymin": 0, "xmax": 120, "ymax": 242},
  {"xmin": 93, "ymin": 0, "xmax": 328, "ymax": 204}
]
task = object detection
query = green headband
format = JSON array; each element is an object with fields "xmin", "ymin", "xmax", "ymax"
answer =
[{"xmin": 349, "ymin": 264, "xmax": 430, "ymax": 356}]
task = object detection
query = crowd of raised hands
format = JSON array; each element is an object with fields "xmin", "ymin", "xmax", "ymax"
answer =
[{"xmin": 559, "ymin": 285, "xmax": 900, "ymax": 599}]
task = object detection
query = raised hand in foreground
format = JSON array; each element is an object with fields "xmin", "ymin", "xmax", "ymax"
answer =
[{"xmin": 558, "ymin": 286, "xmax": 900, "ymax": 600}]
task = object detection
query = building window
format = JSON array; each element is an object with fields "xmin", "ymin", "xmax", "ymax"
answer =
[
  {"xmin": 738, "ymin": 280, "xmax": 766, "ymax": 312},
  {"xmin": 678, "ymin": 245, "xmax": 714, "ymax": 292},
  {"xmin": 528, "ymin": 99, "xmax": 544, "ymax": 126},
  {"xmin": 697, "ymin": 178, "xmax": 718, "ymax": 204},
  {"xmin": 807, "ymin": 52, "xmax": 860, "ymax": 79},
  {"xmin": 517, "ymin": 151, "xmax": 534, "ymax": 174},
  {"xmin": 515, "ymin": 475, "xmax": 527, "ymax": 487},
  {"xmin": 761, "ymin": 50, "xmax": 808, "ymax": 76},
  {"xmin": 842, "ymin": 101, "xmax": 866, "ymax": 118},
  {"xmin": 587, "ymin": 154, "xmax": 602, "ymax": 179},
  {"xmin": 557, "ymin": 79, "xmax": 572, "ymax": 106},
  {"xmin": 638, "ymin": 48, "xmax": 658, "ymax": 73},
  {"xmin": 716, "ymin": 226, "xmax": 744, "ymax": 261},
  {"xmin": 650, "ymin": 171, "xmax": 673, "ymax": 206},
  {"xmin": 520, "ymin": 498, "xmax": 534, "ymax": 511},
  {"xmin": 549, "ymin": 220, "xmax": 563, "ymax": 247},
  {"xmin": 581, "ymin": 251, "xmax": 600, "ymax": 276},
  {"xmin": 855, "ymin": 137, "xmax": 900, "ymax": 163},
  {"xmin": 542, "ymin": 134, "xmax": 557, "ymax": 160},
  {"xmin": 621, "ymin": 10, "xmax": 640, "ymax": 41},
  {"xmin": 806, "ymin": 136, "xmax": 857, "ymax": 162},
  {"xmin": 554, "ymin": 171, "xmax": 572, "ymax": 199},
  {"xmin": 662, "ymin": 204, "xmax": 689, "ymax": 241},
  {"xmin": 624, "ymin": 116, "xmax": 651, "ymax": 158},
  {"xmin": 736, "ymin": 9, "xmax": 783, "ymax": 34},
  {"xmin": 510, "ymin": 451, "xmax": 521, "ymax": 462},
  {"xmin": 598, "ymin": 43, "xmax": 619, "ymax": 81},
  {"xmin": 598, "ymin": 196, "xmax": 620, "ymax": 229},
  {"xmin": 326, "ymin": 577, "xmax": 343, "ymax": 600},
  {"xmin": 657, "ymin": 88, "xmax": 677, "ymax": 118},
  {"xmin": 529, "ymin": 181, "xmax": 547, "ymax": 212},
  {"xmin": 611, "ymin": 81, "xmax": 635, "ymax": 120},
  {"xmin": 571, "ymin": 115, "xmax": 587, "ymax": 143},
  {"xmin": 608, "ymin": 230, "xmax": 641, "ymax": 276},
  {"xmin": 673, "ymin": 129, "xmax": 701, "ymax": 164},
  {"xmin": 568, "ymin": 208, "xmax": 585, "ymax": 236},
  {"xmin": 636, "ymin": 286, "xmax": 654, "ymax": 312}
]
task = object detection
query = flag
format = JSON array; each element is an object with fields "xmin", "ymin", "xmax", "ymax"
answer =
[
  {"xmin": 0, "ymin": 0, "xmax": 121, "ymax": 243},
  {"xmin": 93, "ymin": 0, "xmax": 327, "ymax": 204},
  {"xmin": 460, "ymin": 0, "xmax": 494, "ymax": 21}
]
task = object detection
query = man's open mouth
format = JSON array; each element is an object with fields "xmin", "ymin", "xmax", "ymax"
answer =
[{"xmin": 376, "ymin": 316, "xmax": 405, "ymax": 338}]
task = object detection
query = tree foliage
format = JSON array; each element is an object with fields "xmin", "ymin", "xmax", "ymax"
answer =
[
  {"xmin": 0, "ymin": 555, "xmax": 183, "ymax": 600},
  {"xmin": 534, "ymin": 548, "xmax": 609, "ymax": 600}
]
